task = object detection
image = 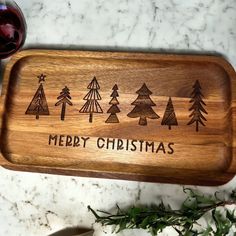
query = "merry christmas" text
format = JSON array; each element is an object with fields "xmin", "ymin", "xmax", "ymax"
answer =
[{"xmin": 48, "ymin": 134, "xmax": 174, "ymax": 155}]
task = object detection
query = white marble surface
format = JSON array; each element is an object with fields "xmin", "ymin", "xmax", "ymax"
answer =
[{"xmin": 1, "ymin": 0, "xmax": 236, "ymax": 235}]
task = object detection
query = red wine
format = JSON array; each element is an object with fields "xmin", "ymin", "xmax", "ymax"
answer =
[{"xmin": 0, "ymin": 2, "xmax": 26, "ymax": 59}]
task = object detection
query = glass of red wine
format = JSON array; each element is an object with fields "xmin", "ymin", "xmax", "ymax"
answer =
[{"xmin": 0, "ymin": 0, "xmax": 26, "ymax": 59}]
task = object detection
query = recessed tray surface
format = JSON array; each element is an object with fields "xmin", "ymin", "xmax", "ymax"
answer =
[{"xmin": 0, "ymin": 50, "xmax": 236, "ymax": 186}]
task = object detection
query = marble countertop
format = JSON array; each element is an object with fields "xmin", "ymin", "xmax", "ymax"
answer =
[{"xmin": 1, "ymin": 0, "xmax": 236, "ymax": 235}]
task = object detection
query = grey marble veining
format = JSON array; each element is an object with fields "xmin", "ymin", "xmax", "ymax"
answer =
[
  {"xmin": 18, "ymin": 0, "xmax": 236, "ymax": 66},
  {"xmin": 0, "ymin": 0, "xmax": 236, "ymax": 235}
]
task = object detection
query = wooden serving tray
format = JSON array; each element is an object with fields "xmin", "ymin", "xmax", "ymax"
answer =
[{"xmin": 0, "ymin": 50, "xmax": 236, "ymax": 186}]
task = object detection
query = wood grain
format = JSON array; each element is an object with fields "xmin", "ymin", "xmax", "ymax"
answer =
[{"xmin": 0, "ymin": 50, "xmax": 236, "ymax": 186}]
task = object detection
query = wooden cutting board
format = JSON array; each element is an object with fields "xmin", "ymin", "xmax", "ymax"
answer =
[{"xmin": 0, "ymin": 50, "xmax": 236, "ymax": 186}]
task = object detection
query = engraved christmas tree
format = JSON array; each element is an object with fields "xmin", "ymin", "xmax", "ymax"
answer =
[
  {"xmin": 80, "ymin": 76, "xmax": 103, "ymax": 123},
  {"xmin": 105, "ymin": 84, "xmax": 120, "ymax": 123},
  {"xmin": 25, "ymin": 74, "xmax": 49, "ymax": 119},
  {"xmin": 55, "ymin": 86, "xmax": 73, "ymax": 121},
  {"xmin": 187, "ymin": 80, "xmax": 207, "ymax": 132},
  {"xmin": 127, "ymin": 83, "xmax": 159, "ymax": 126},
  {"xmin": 161, "ymin": 97, "xmax": 178, "ymax": 130}
]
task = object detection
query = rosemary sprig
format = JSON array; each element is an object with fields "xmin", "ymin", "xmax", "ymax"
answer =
[{"xmin": 88, "ymin": 188, "xmax": 236, "ymax": 236}]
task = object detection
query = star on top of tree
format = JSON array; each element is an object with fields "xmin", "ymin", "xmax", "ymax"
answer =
[{"xmin": 37, "ymin": 74, "xmax": 46, "ymax": 83}]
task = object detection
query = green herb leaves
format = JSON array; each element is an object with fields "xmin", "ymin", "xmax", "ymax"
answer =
[{"xmin": 88, "ymin": 189, "xmax": 236, "ymax": 236}]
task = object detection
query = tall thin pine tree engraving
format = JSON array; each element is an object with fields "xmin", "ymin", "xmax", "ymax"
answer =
[
  {"xmin": 161, "ymin": 97, "xmax": 178, "ymax": 130},
  {"xmin": 105, "ymin": 84, "xmax": 120, "ymax": 123},
  {"xmin": 25, "ymin": 74, "xmax": 49, "ymax": 119},
  {"xmin": 79, "ymin": 76, "xmax": 103, "ymax": 123},
  {"xmin": 55, "ymin": 86, "xmax": 73, "ymax": 121},
  {"xmin": 127, "ymin": 83, "xmax": 160, "ymax": 126},
  {"xmin": 187, "ymin": 80, "xmax": 207, "ymax": 132}
]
